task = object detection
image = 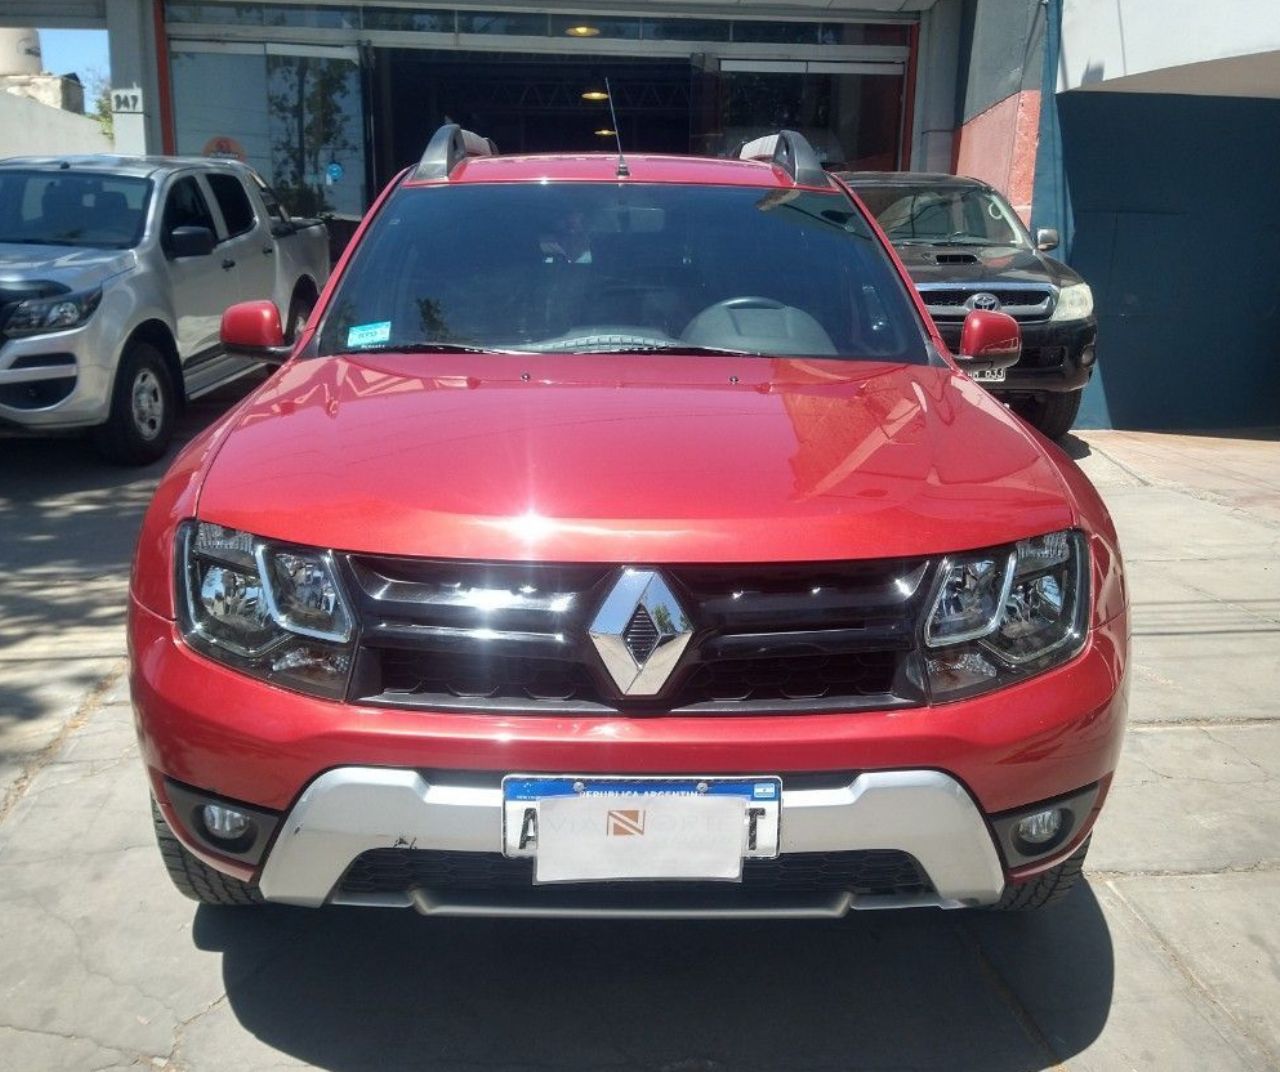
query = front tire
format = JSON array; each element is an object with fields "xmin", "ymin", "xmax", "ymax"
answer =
[
  {"xmin": 92, "ymin": 341, "xmax": 176, "ymax": 465},
  {"xmin": 1011, "ymin": 389, "xmax": 1083, "ymax": 441},
  {"xmin": 285, "ymin": 291, "xmax": 315, "ymax": 343},
  {"xmin": 151, "ymin": 798, "xmax": 263, "ymax": 906},
  {"xmin": 991, "ymin": 836, "xmax": 1090, "ymax": 911}
]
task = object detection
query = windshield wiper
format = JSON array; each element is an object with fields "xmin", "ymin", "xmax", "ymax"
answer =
[
  {"xmin": 934, "ymin": 233, "xmax": 1023, "ymax": 247},
  {"xmin": 339, "ymin": 341, "xmax": 761, "ymax": 358},
  {"xmin": 340, "ymin": 342, "xmax": 531, "ymax": 356},
  {"xmin": 568, "ymin": 343, "xmax": 760, "ymax": 357}
]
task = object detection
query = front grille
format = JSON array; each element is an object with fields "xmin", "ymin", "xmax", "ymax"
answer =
[
  {"xmin": 380, "ymin": 649, "xmax": 597, "ymax": 705},
  {"xmin": 919, "ymin": 285, "xmax": 1054, "ymax": 322},
  {"xmin": 1018, "ymin": 346, "xmax": 1066, "ymax": 369},
  {"xmin": 343, "ymin": 555, "xmax": 933, "ymax": 714},
  {"xmin": 339, "ymin": 848, "xmax": 933, "ymax": 898},
  {"xmin": 375, "ymin": 647, "xmax": 902, "ymax": 711},
  {"xmin": 679, "ymin": 650, "xmax": 898, "ymax": 704},
  {"xmin": 0, "ymin": 376, "xmax": 76, "ymax": 410}
]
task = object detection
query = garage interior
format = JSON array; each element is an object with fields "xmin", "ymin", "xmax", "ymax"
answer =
[{"xmin": 372, "ymin": 51, "xmax": 697, "ymax": 180}]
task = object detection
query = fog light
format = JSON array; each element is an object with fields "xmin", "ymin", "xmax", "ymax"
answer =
[
  {"xmin": 202, "ymin": 803, "xmax": 251, "ymax": 841},
  {"xmin": 1016, "ymin": 808, "xmax": 1063, "ymax": 846},
  {"xmin": 1081, "ymin": 345, "xmax": 1097, "ymax": 367}
]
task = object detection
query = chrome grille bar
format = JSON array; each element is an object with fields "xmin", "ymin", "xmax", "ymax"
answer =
[
  {"xmin": 341, "ymin": 555, "xmax": 934, "ymax": 713},
  {"xmin": 916, "ymin": 281, "xmax": 1056, "ymax": 322}
]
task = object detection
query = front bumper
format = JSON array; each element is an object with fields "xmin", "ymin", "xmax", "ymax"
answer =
[
  {"xmin": 132, "ymin": 597, "xmax": 1128, "ymax": 914},
  {"xmin": 938, "ymin": 317, "xmax": 1097, "ymax": 394},
  {"xmin": 0, "ymin": 319, "xmax": 116, "ymax": 431},
  {"xmin": 256, "ymin": 767, "xmax": 1004, "ymax": 913}
]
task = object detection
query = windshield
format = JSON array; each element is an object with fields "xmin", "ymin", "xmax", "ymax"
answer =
[
  {"xmin": 854, "ymin": 184, "xmax": 1029, "ymax": 248},
  {"xmin": 0, "ymin": 170, "xmax": 151, "ymax": 249},
  {"xmin": 316, "ymin": 182, "xmax": 929, "ymax": 364}
]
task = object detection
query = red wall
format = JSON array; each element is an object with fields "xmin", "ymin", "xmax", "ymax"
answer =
[{"xmin": 952, "ymin": 89, "xmax": 1041, "ymax": 223}]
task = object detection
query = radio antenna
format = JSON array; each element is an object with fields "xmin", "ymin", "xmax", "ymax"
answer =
[{"xmin": 605, "ymin": 78, "xmax": 629, "ymax": 178}]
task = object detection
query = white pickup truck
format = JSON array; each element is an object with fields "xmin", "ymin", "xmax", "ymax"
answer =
[{"xmin": 0, "ymin": 156, "xmax": 329, "ymax": 463}]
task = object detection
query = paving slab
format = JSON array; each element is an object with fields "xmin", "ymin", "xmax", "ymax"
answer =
[
  {"xmin": 1095, "ymin": 486, "xmax": 1280, "ymax": 563},
  {"xmin": 1107, "ymin": 871, "xmax": 1280, "ymax": 1065},
  {"xmin": 0, "ymin": 384, "xmax": 256, "ymax": 824},
  {"xmin": 1060, "ymin": 435, "xmax": 1145, "ymax": 490},
  {"xmin": 1081, "ymin": 430, "xmax": 1280, "ymax": 509},
  {"xmin": 965, "ymin": 880, "xmax": 1271, "ymax": 1072},
  {"xmin": 1126, "ymin": 624, "xmax": 1280, "ymax": 724},
  {"xmin": 1089, "ymin": 724, "xmax": 1280, "ymax": 875},
  {"xmin": 0, "ymin": 699, "xmax": 227, "ymax": 1066}
]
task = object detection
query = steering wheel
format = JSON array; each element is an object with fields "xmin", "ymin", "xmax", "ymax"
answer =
[
  {"xmin": 699, "ymin": 296, "xmax": 787, "ymax": 314},
  {"xmin": 683, "ymin": 295, "xmax": 837, "ymax": 356}
]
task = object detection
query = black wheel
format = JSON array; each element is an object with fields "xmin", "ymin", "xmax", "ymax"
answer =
[
  {"xmin": 1011, "ymin": 389, "xmax": 1083, "ymax": 441},
  {"xmin": 151, "ymin": 798, "xmax": 263, "ymax": 906},
  {"xmin": 285, "ymin": 291, "xmax": 316, "ymax": 343},
  {"xmin": 92, "ymin": 340, "xmax": 176, "ymax": 465},
  {"xmin": 991, "ymin": 836, "xmax": 1089, "ymax": 911}
]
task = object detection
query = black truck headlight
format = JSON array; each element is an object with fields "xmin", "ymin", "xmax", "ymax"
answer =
[
  {"xmin": 5, "ymin": 287, "xmax": 102, "ymax": 336},
  {"xmin": 923, "ymin": 530, "xmax": 1089, "ymax": 700},
  {"xmin": 177, "ymin": 522, "xmax": 355, "ymax": 699}
]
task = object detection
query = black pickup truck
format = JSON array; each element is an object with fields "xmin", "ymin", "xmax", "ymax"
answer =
[{"xmin": 839, "ymin": 172, "xmax": 1096, "ymax": 440}]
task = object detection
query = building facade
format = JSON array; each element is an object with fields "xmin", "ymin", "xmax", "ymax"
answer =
[
  {"xmin": 3, "ymin": 0, "xmax": 1277, "ymax": 430},
  {"xmin": 0, "ymin": 27, "xmax": 113, "ymax": 156}
]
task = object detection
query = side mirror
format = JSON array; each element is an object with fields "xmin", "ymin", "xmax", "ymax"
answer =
[
  {"xmin": 1035, "ymin": 227, "xmax": 1059, "ymax": 252},
  {"xmin": 221, "ymin": 301, "xmax": 292, "ymax": 365},
  {"xmin": 167, "ymin": 225, "xmax": 215, "ymax": 258},
  {"xmin": 955, "ymin": 309, "xmax": 1021, "ymax": 377}
]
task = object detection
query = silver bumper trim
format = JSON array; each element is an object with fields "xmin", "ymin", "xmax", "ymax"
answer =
[{"xmin": 257, "ymin": 767, "xmax": 1006, "ymax": 912}]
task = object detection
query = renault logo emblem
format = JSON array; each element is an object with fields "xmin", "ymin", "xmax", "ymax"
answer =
[
  {"xmin": 967, "ymin": 292, "xmax": 1001, "ymax": 311},
  {"xmin": 589, "ymin": 569, "xmax": 693, "ymax": 696}
]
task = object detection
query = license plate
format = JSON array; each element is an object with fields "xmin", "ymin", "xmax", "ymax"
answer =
[
  {"xmin": 972, "ymin": 365, "xmax": 1007, "ymax": 383},
  {"xmin": 502, "ymin": 776, "xmax": 782, "ymax": 884}
]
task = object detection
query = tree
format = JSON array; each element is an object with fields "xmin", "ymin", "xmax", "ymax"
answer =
[
  {"xmin": 84, "ymin": 65, "xmax": 113, "ymax": 142},
  {"xmin": 266, "ymin": 56, "xmax": 357, "ymax": 218}
]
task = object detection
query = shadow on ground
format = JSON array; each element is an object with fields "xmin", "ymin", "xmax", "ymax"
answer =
[
  {"xmin": 0, "ymin": 376, "xmax": 265, "ymax": 730},
  {"xmin": 197, "ymin": 881, "xmax": 1113, "ymax": 1071},
  {"xmin": 1057, "ymin": 433, "xmax": 1093, "ymax": 461}
]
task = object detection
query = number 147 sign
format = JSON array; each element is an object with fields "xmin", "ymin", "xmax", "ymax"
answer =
[{"xmin": 111, "ymin": 88, "xmax": 144, "ymax": 114}]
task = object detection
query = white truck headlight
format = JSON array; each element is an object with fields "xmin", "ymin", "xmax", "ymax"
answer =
[
  {"xmin": 178, "ymin": 522, "xmax": 355, "ymax": 699},
  {"xmin": 1050, "ymin": 282, "xmax": 1093, "ymax": 322},
  {"xmin": 924, "ymin": 530, "xmax": 1089, "ymax": 699}
]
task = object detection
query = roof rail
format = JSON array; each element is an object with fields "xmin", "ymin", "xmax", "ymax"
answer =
[
  {"xmin": 414, "ymin": 123, "xmax": 498, "ymax": 181},
  {"xmin": 735, "ymin": 130, "xmax": 829, "ymax": 188}
]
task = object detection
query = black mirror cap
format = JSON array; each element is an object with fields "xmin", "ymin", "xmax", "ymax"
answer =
[
  {"xmin": 168, "ymin": 225, "xmax": 216, "ymax": 258},
  {"xmin": 1035, "ymin": 227, "xmax": 1060, "ymax": 253}
]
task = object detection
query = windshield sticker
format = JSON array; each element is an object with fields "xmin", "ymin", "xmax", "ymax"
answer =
[{"xmin": 347, "ymin": 321, "xmax": 391, "ymax": 348}]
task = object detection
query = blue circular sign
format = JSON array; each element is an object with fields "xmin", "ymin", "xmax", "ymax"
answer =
[{"xmin": 326, "ymin": 161, "xmax": 344, "ymax": 182}]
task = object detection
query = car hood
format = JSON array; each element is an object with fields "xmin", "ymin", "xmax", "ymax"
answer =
[
  {"xmin": 893, "ymin": 243, "xmax": 1080, "ymax": 288},
  {"xmin": 0, "ymin": 243, "xmax": 136, "ymax": 294},
  {"xmin": 197, "ymin": 353, "xmax": 1076, "ymax": 563}
]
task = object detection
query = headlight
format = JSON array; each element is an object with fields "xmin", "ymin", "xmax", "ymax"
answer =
[
  {"xmin": 923, "ymin": 530, "xmax": 1089, "ymax": 700},
  {"xmin": 1050, "ymin": 282, "xmax": 1093, "ymax": 322},
  {"xmin": 4, "ymin": 287, "xmax": 102, "ymax": 336},
  {"xmin": 178, "ymin": 521, "xmax": 355, "ymax": 699}
]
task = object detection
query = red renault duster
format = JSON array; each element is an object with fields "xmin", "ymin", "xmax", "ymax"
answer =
[{"xmin": 130, "ymin": 128, "xmax": 1128, "ymax": 917}]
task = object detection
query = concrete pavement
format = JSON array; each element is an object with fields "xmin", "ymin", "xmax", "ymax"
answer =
[{"xmin": 1, "ymin": 417, "xmax": 1278, "ymax": 1072}]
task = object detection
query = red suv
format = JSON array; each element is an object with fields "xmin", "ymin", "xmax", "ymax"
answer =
[{"xmin": 130, "ymin": 128, "xmax": 1128, "ymax": 917}]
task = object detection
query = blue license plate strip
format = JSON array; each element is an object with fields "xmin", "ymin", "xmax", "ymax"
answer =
[{"xmin": 503, "ymin": 776, "xmax": 780, "ymax": 802}]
